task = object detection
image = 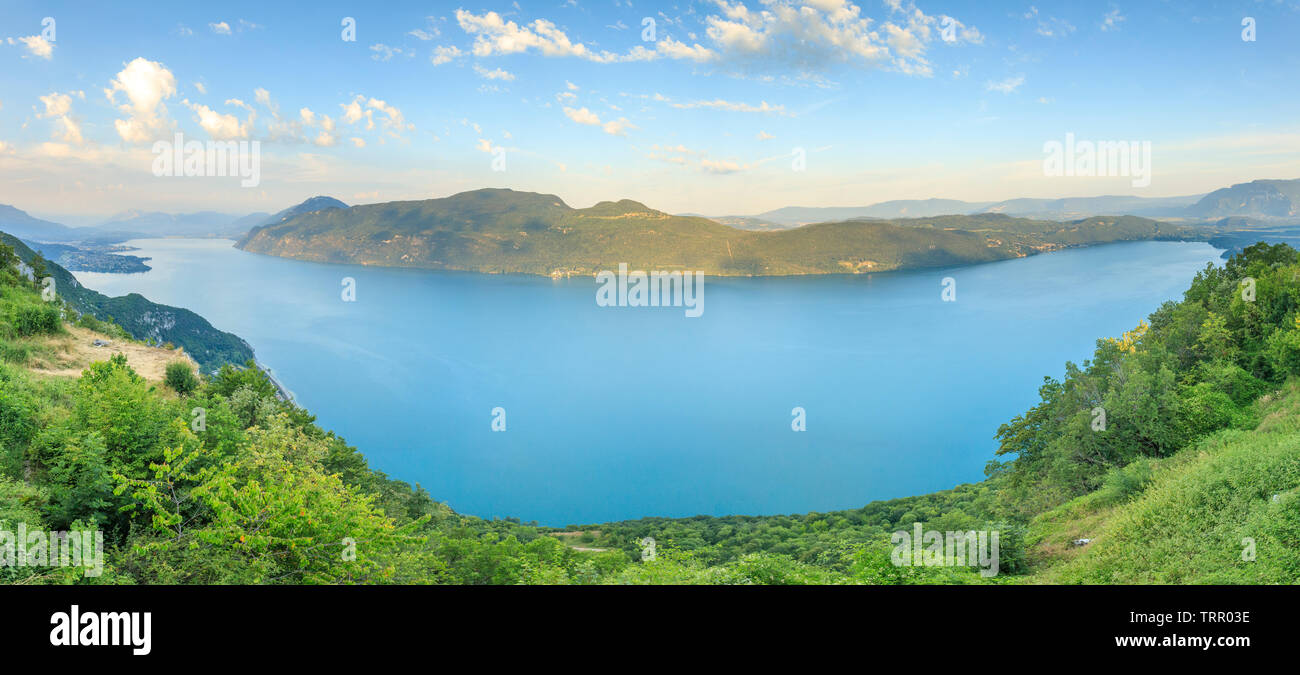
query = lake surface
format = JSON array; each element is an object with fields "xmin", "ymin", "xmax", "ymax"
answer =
[{"xmin": 75, "ymin": 239, "xmax": 1224, "ymax": 526}]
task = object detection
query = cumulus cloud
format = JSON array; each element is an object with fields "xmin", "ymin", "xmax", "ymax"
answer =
[
  {"xmin": 366, "ymin": 98, "xmax": 413, "ymax": 134},
  {"xmin": 182, "ymin": 99, "xmax": 250, "ymax": 139},
  {"xmin": 451, "ymin": 2, "xmax": 978, "ymax": 77},
  {"xmin": 454, "ymin": 9, "xmax": 712, "ymax": 63},
  {"xmin": 563, "ymin": 106, "xmax": 602, "ymax": 126},
  {"xmin": 430, "ymin": 45, "xmax": 464, "ymax": 65},
  {"xmin": 104, "ymin": 57, "xmax": 178, "ymax": 143},
  {"xmin": 209, "ymin": 22, "xmax": 232, "ymax": 35},
  {"xmin": 340, "ymin": 96, "xmax": 366, "ymax": 125},
  {"xmin": 699, "ymin": 0, "xmax": 979, "ymax": 76},
  {"xmin": 562, "ymin": 106, "xmax": 635, "ymax": 136},
  {"xmin": 474, "ymin": 64, "xmax": 516, "ymax": 81},
  {"xmin": 37, "ymin": 92, "xmax": 74, "ymax": 118},
  {"xmin": 37, "ymin": 91, "xmax": 84, "ymax": 144},
  {"xmin": 601, "ymin": 118, "xmax": 635, "ymax": 136},
  {"xmin": 8, "ymin": 35, "xmax": 54, "ymax": 59}
]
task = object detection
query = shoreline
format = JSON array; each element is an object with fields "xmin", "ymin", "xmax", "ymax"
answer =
[{"xmin": 254, "ymin": 359, "xmax": 295, "ymax": 404}]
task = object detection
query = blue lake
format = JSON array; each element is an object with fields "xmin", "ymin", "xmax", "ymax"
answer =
[{"xmin": 74, "ymin": 239, "xmax": 1224, "ymax": 526}]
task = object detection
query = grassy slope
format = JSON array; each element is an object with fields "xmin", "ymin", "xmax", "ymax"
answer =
[
  {"xmin": 237, "ymin": 189, "xmax": 1204, "ymax": 276},
  {"xmin": 1023, "ymin": 381, "xmax": 1300, "ymax": 584}
]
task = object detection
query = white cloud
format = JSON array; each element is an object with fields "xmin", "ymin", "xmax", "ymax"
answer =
[
  {"xmin": 455, "ymin": 9, "xmax": 712, "ymax": 63},
  {"xmin": 474, "ymin": 64, "xmax": 516, "ymax": 81},
  {"xmin": 371, "ymin": 44, "xmax": 409, "ymax": 61},
  {"xmin": 37, "ymin": 92, "xmax": 74, "ymax": 118},
  {"xmin": 349, "ymin": 137, "xmax": 366, "ymax": 148},
  {"xmin": 430, "ymin": 45, "xmax": 464, "ymax": 65},
  {"xmin": 1023, "ymin": 5, "xmax": 1075, "ymax": 37},
  {"xmin": 694, "ymin": 0, "xmax": 980, "ymax": 76},
  {"xmin": 1100, "ymin": 8, "xmax": 1125, "ymax": 32},
  {"xmin": 9, "ymin": 35, "xmax": 54, "ymax": 59},
  {"xmin": 701, "ymin": 158, "xmax": 745, "ymax": 174},
  {"xmin": 209, "ymin": 22, "xmax": 232, "ymax": 35},
  {"xmin": 670, "ymin": 98, "xmax": 789, "ymax": 115},
  {"xmin": 340, "ymin": 96, "xmax": 365, "ymax": 124},
  {"xmin": 648, "ymin": 144, "xmax": 752, "ymax": 174},
  {"xmin": 37, "ymin": 92, "xmax": 84, "ymax": 144},
  {"xmin": 757, "ymin": 131, "xmax": 774, "ymax": 140},
  {"xmin": 183, "ymin": 99, "xmax": 250, "ymax": 139},
  {"xmin": 366, "ymin": 98, "xmax": 413, "ymax": 134},
  {"xmin": 602, "ymin": 118, "xmax": 636, "ymax": 136},
  {"xmin": 563, "ymin": 106, "xmax": 602, "ymax": 126},
  {"xmin": 194, "ymin": 81, "xmax": 207, "ymax": 94},
  {"xmin": 985, "ymin": 75, "xmax": 1025, "ymax": 94},
  {"xmin": 563, "ymin": 106, "xmax": 634, "ymax": 136},
  {"xmin": 104, "ymin": 57, "xmax": 178, "ymax": 143},
  {"xmin": 449, "ymin": 2, "xmax": 981, "ymax": 76}
]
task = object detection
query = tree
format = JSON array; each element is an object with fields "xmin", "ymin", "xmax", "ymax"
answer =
[{"xmin": 164, "ymin": 360, "xmax": 200, "ymax": 396}]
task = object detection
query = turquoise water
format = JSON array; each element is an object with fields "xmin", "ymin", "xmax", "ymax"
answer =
[{"xmin": 75, "ymin": 239, "xmax": 1223, "ymax": 526}]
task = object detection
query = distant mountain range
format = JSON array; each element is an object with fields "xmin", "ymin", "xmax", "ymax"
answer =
[
  {"xmin": 0, "ymin": 204, "xmax": 82, "ymax": 241},
  {"xmin": 710, "ymin": 178, "xmax": 1300, "ymax": 228},
  {"xmin": 92, "ymin": 197, "xmax": 349, "ymax": 238},
  {"xmin": 0, "ymin": 197, "xmax": 351, "ymax": 245},
  {"xmin": 94, "ymin": 209, "xmax": 268, "ymax": 238},
  {"xmin": 236, "ymin": 188, "xmax": 1205, "ymax": 276}
]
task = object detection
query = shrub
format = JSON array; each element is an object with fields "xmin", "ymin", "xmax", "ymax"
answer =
[
  {"xmin": 1095, "ymin": 459, "xmax": 1155, "ymax": 506},
  {"xmin": 11, "ymin": 303, "xmax": 61, "ymax": 337},
  {"xmin": 164, "ymin": 361, "xmax": 200, "ymax": 396},
  {"xmin": 1265, "ymin": 328, "xmax": 1300, "ymax": 379}
]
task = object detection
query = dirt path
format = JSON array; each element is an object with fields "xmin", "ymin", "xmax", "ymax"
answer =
[{"xmin": 27, "ymin": 325, "xmax": 197, "ymax": 382}]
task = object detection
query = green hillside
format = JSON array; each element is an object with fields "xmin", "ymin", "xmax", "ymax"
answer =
[
  {"xmin": 237, "ymin": 188, "xmax": 1205, "ymax": 276},
  {"xmin": 1, "ymin": 231, "xmax": 252, "ymax": 372}
]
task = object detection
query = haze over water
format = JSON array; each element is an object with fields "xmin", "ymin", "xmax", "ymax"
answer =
[{"xmin": 75, "ymin": 239, "xmax": 1224, "ymax": 525}]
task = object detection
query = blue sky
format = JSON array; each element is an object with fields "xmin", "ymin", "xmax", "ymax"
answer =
[{"xmin": 1, "ymin": 0, "xmax": 1298, "ymax": 222}]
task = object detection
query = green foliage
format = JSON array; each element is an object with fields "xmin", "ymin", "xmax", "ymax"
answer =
[
  {"xmin": 163, "ymin": 360, "xmax": 200, "ymax": 396},
  {"xmin": 10, "ymin": 303, "xmax": 61, "ymax": 337}
]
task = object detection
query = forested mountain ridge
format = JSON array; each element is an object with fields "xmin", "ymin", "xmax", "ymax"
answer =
[{"xmin": 236, "ymin": 188, "xmax": 1206, "ymax": 276}]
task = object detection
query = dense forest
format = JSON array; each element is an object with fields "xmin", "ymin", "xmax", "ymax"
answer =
[{"xmin": 2, "ymin": 236, "xmax": 1297, "ymax": 584}]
